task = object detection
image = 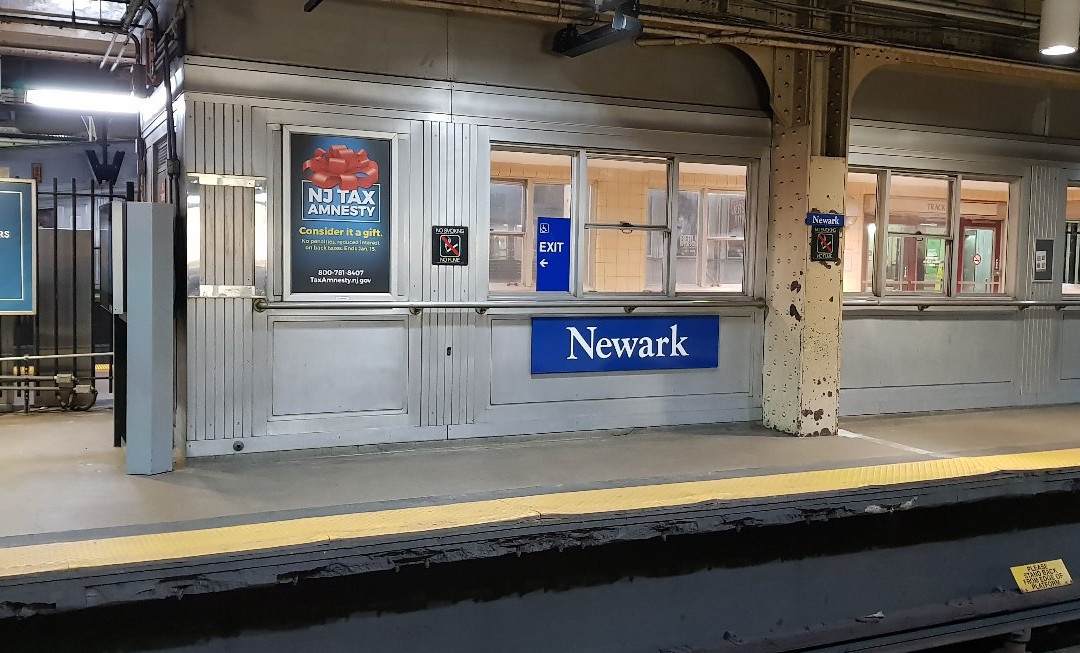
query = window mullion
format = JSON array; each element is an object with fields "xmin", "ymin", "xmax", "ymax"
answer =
[
  {"xmin": 948, "ymin": 174, "xmax": 962, "ymax": 297},
  {"xmin": 666, "ymin": 158, "xmax": 679, "ymax": 296},
  {"xmin": 874, "ymin": 170, "xmax": 890, "ymax": 297},
  {"xmin": 698, "ymin": 189, "xmax": 707, "ymax": 291},
  {"xmin": 524, "ymin": 180, "xmax": 534, "ymax": 289},
  {"xmin": 573, "ymin": 149, "xmax": 587, "ymax": 297}
]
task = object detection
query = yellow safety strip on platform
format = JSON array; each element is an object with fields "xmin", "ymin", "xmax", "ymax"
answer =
[{"xmin": 3, "ymin": 447, "xmax": 1080, "ymax": 580}]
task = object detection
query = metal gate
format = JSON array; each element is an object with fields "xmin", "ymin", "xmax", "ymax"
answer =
[{"xmin": 0, "ymin": 178, "xmax": 134, "ymax": 414}]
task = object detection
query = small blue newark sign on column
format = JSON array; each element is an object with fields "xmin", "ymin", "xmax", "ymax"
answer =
[
  {"xmin": 531, "ymin": 315, "xmax": 719, "ymax": 374},
  {"xmin": 0, "ymin": 179, "xmax": 36, "ymax": 315}
]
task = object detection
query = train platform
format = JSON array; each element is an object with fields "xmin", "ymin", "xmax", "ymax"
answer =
[{"xmin": 1, "ymin": 404, "xmax": 1079, "ymax": 617}]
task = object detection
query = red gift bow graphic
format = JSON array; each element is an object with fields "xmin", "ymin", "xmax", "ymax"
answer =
[{"xmin": 302, "ymin": 145, "xmax": 379, "ymax": 191}]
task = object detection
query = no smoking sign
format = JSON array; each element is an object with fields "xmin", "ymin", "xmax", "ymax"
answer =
[
  {"xmin": 810, "ymin": 227, "xmax": 840, "ymax": 263},
  {"xmin": 432, "ymin": 226, "xmax": 469, "ymax": 266}
]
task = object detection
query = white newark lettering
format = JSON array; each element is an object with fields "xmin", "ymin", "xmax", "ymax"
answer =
[{"xmin": 566, "ymin": 325, "xmax": 689, "ymax": 360}]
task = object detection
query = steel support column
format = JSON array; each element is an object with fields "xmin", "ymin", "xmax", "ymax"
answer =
[{"xmin": 762, "ymin": 48, "xmax": 846, "ymax": 437}]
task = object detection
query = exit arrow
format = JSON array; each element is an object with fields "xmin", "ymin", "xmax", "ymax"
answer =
[{"xmin": 540, "ymin": 259, "xmax": 549, "ymax": 268}]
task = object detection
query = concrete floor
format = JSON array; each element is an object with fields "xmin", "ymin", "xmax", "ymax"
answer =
[{"xmin": 1, "ymin": 404, "xmax": 1078, "ymax": 547}]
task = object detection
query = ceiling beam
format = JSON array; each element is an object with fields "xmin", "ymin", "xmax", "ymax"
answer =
[{"xmin": 0, "ymin": 13, "xmax": 126, "ymax": 35}]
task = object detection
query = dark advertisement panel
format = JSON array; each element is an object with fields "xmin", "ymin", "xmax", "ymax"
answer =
[
  {"xmin": 0, "ymin": 179, "xmax": 36, "ymax": 315},
  {"xmin": 288, "ymin": 131, "xmax": 393, "ymax": 296}
]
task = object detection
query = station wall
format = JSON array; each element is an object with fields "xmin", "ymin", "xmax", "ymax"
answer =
[
  {"xmin": 843, "ymin": 66, "xmax": 1080, "ymax": 415},
  {"xmin": 169, "ymin": 4, "xmax": 771, "ymax": 455},
  {"xmin": 159, "ymin": 4, "xmax": 1080, "ymax": 453},
  {"xmin": 185, "ymin": 0, "xmax": 767, "ymax": 113},
  {"xmin": 852, "ymin": 64, "xmax": 1080, "ymax": 142}
]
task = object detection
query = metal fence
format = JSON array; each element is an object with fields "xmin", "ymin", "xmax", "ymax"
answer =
[{"xmin": 0, "ymin": 178, "xmax": 134, "ymax": 412}]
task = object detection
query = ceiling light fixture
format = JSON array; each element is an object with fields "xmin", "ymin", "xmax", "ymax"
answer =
[
  {"xmin": 25, "ymin": 88, "xmax": 145, "ymax": 114},
  {"xmin": 1040, "ymin": 0, "xmax": 1080, "ymax": 56}
]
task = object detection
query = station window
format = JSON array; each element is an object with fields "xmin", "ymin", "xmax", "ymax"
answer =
[
  {"xmin": 676, "ymin": 163, "xmax": 749, "ymax": 293},
  {"xmin": 843, "ymin": 171, "xmax": 878, "ymax": 294},
  {"xmin": 844, "ymin": 170, "xmax": 1011, "ymax": 297},
  {"xmin": 885, "ymin": 175, "xmax": 950, "ymax": 294},
  {"xmin": 584, "ymin": 156, "xmax": 668, "ymax": 293},
  {"xmin": 957, "ymin": 179, "xmax": 1009, "ymax": 295},
  {"xmin": 1065, "ymin": 186, "xmax": 1080, "ymax": 296},
  {"xmin": 489, "ymin": 146, "xmax": 751, "ymax": 297},
  {"xmin": 488, "ymin": 150, "xmax": 574, "ymax": 293}
]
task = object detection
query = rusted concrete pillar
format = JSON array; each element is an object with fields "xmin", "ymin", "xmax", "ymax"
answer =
[{"xmin": 761, "ymin": 49, "xmax": 846, "ymax": 437}]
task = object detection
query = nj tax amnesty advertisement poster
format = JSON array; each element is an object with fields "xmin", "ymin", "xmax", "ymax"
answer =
[{"xmin": 288, "ymin": 131, "xmax": 393, "ymax": 296}]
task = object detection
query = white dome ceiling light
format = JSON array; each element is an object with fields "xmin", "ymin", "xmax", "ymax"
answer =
[{"xmin": 1040, "ymin": 0, "xmax": 1080, "ymax": 56}]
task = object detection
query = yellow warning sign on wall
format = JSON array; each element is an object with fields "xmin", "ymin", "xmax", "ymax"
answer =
[{"xmin": 1010, "ymin": 560, "xmax": 1072, "ymax": 593}]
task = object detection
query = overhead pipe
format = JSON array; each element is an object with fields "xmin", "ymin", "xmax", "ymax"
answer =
[
  {"xmin": 143, "ymin": 0, "xmax": 180, "ymax": 205},
  {"xmin": 0, "ymin": 132, "xmax": 87, "ymax": 143},
  {"xmin": 374, "ymin": 0, "xmax": 688, "ymax": 37},
  {"xmin": 851, "ymin": 0, "xmax": 1039, "ymax": 30},
  {"xmin": 0, "ymin": 44, "xmax": 133, "ymax": 64},
  {"xmin": 0, "ymin": 12, "xmax": 126, "ymax": 33},
  {"xmin": 99, "ymin": 33, "xmax": 120, "ymax": 68},
  {"xmin": 369, "ymin": 0, "xmax": 1080, "ymax": 78},
  {"xmin": 118, "ymin": 0, "xmax": 149, "ymax": 31},
  {"xmin": 103, "ymin": 0, "xmax": 148, "ymax": 71},
  {"xmin": 112, "ymin": 0, "xmax": 187, "ymax": 73},
  {"xmin": 636, "ymin": 35, "xmax": 835, "ymax": 52}
]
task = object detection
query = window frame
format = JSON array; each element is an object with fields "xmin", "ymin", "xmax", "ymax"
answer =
[
  {"xmin": 842, "ymin": 167, "xmax": 881, "ymax": 297},
  {"xmin": 487, "ymin": 144, "xmax": 756, "ymax": 300},
  {"xmin": 487, "ymin": 146, "xmax": 576, "ymax": 294},
  {"xmin": 845, "ymin": 167, "xmax": 1016, "ymax": 299},
  {"xmin": 664, "ymin": 186, "xmax": 749, "ymax": 293},
  {"xmin": 672, "ymin": 155, "xmax": 755, "ymax": 297},
  {"xmin": 1064, "ymin": 183, "xmax": 1080, "ymax": 298},
  {"xmin": 581, "ymin": 152, "xmax": 673, "ymax": 296},
  {"xmin": 488, "ymin": 178, "xmax": 528, "ymax": 290},
  {"xmin": 884, "ymin": 171, "xmax": 955, "ymax": 297}
]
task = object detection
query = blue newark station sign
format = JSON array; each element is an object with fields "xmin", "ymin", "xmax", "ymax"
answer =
[
  {"xmin": 0, "ymin": 179, "xmax": 36, "ymax": 315},
  {"xmin": 531, "ymin": 315, "xmax": 720, "ymax": 374}
]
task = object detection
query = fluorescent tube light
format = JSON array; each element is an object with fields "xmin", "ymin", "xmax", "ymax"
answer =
[
  {"xmin": 1040, "ymin": 0, "xmax": 1080, "ymax": 56},
  {"xmin": 25, "ymin": 88, "xmax": 144, "ymax": 113}
]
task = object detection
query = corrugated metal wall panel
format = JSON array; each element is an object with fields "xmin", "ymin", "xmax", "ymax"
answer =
[
  {"xmin": 420, "ymin": 122, "xmax": 479, "ymax": 427},
  {"xmin": 187, "ymin": 100, "xmax": 259, "ymax": 442},
  {"xmin": 175, "ymin": 62, "xmax": 769, "ymax": 452},
  {"xmin": 1019, "ymin": 166, "xmax": 1066, "ymax": 401}
]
